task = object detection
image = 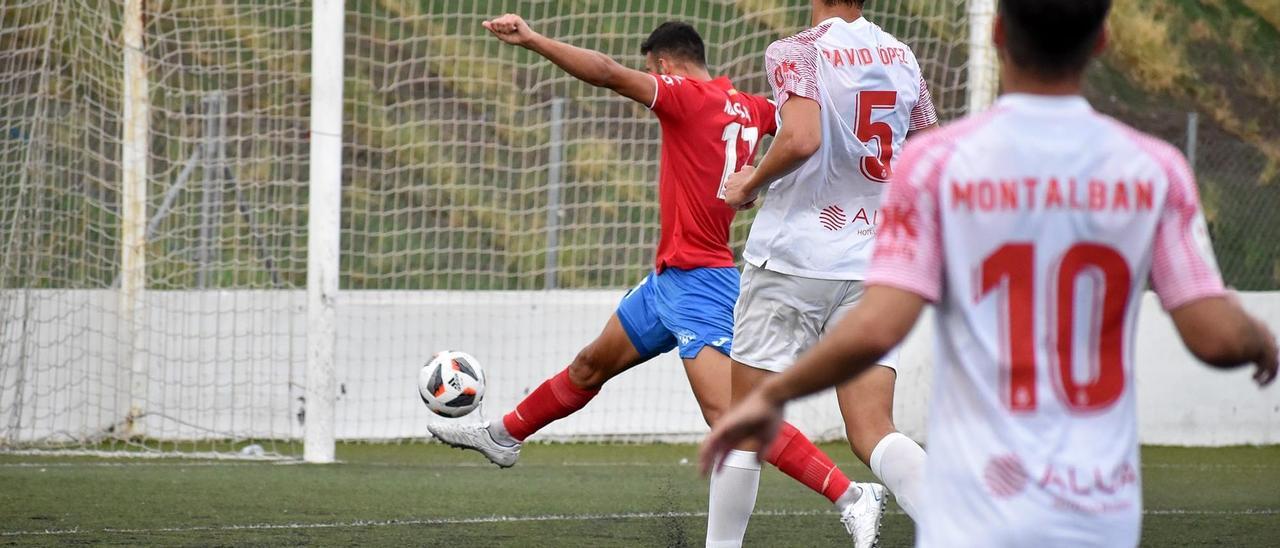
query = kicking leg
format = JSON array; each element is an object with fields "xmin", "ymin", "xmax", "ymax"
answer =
[
  {"xmin": 835, "ymin": 364, "xmax": 926, "ymax": 521},
  {"xmin": 429, "ymin": 314, "xmax": 646, "ymax": 467},
  {"xmin": 501, "ymin": 314, "xmax": 646, "ymax": 439}
]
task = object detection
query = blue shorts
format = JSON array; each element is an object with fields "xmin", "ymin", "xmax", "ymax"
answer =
[{"xmin": 616, "ymin": 267, "xmax": 739, "ymax": 360}]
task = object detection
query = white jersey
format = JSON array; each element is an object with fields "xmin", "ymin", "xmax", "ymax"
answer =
[
  {"xmin": 743, "ymin": 16, "xmax": 937, "ymax": 280},
  {"xmin": 867, "ymin": 95, "xmax": 1226, "ymax": 547}
]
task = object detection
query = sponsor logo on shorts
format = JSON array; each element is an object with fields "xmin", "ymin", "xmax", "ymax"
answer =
[{"xmin": 709, "ymin": 337, "xmax": 731, "ymax": 348}]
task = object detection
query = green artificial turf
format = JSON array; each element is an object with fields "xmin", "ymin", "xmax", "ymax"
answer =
[{"xmin": 2, "ymin": 443, "xmax": 1277, "ymax": 546}]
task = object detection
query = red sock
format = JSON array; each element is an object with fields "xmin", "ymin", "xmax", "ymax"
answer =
[
  {"xmin": 501, "ymin": 367, "xmax": 599, "ymax": 442},
  {"xmin": 765, "ymin": 422, "xmax": 852, "ymax": 503}
]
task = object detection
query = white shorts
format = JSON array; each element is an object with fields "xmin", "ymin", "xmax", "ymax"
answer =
[{"xmin": 730, "ymin": 263, "xmax": 901, "ymax": 373}]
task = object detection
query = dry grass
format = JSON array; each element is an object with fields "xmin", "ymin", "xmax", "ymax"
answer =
[
  {"xmin": 735, "ymin": 0, "xmax": 794, "ymax": 36},
  {"xmin": 1225, "ymin": 14, "xmax": 1258, "ymax": 53},
  {"xmin": 1107, "ymin": 0, "xmax": 1189, "ymax": 93},
  {"xmin": 1188, "ymin": 18, "xmax": 1214, "ymax": 40},
  {"xmin": 1243, "ymin": 0, "xmax": 1280, "ymax": 31}
]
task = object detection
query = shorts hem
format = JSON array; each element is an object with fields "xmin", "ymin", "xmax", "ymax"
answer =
[
  {"xmin": 680, "ymin": 341, "xmax": 732, "ymax": 360},
  {"xmin": 729, "ymin": 352, "xmax": 787, "ymax": 373}
]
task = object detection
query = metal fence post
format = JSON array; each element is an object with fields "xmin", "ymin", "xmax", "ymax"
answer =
[
  {"xmin": 1186, "ymin": 111, "xmax": 1199, "ymax": 172},
  {"xmin": 546, "ymin": 98, "xmax": 565, "ymax": 290}
]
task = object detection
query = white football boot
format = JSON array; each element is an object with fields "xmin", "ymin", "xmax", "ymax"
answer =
[
  {"xmin": 839, "ymin": 482, "xmax": 887, "ymax": 548},
  {"xmin": 428, "ymin": 421, "xmax": 521, "ymax": 468}
]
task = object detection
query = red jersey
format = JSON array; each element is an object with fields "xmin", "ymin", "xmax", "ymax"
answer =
[{"xmin": 647, "ymin": 74, "xmax": 777, "ymax": 272}]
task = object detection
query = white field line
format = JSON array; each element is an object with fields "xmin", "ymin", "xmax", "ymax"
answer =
[
  {"xmin": 0, "ymin": 461, "xmax": 279, "ymax": 468},
  {"xmin": 0, "ymin": 449, "xmax": 293, "ymax": 462},
  {"xmin": 0, "ymin": 460, "xmax": 682, "ymax": 468},
  {"xmin": 2, "ymin": 460, "xmax": 1276, "ymax": 470},
  {"xmin": 2, "ymin": 509, "xmax": 1276, "ymax": 538}
]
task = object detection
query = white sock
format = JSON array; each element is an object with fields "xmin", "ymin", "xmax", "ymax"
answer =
[
  {"xmin": 833, "ymin": 483, "xmax": 864, "ymax": 511},
  {"xmin": 486, "ymin": 420, "xmax": 519, "ymax": 447},
  {"xmin": 706, "ymin": 449, "xmax": 761, "ymax": 548},
  {"xmin": 869, "ymin": 432, "xmax": 926, "ymax": 521}
]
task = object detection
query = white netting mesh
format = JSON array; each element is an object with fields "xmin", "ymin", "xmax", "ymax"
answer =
[
  {"xmin": 335, "ymin": 0, "xmax": 973, "ymax": 442},
  {"xmin": 1, "ymin": 0, "xmax": 309, "ymax": 455},
  {"xmin": 0, "ymin": 0, "xmax": 975, "ymax": 454}
]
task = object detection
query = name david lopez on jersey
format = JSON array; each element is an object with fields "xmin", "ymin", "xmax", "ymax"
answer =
[{"xmin": 821, "ymin": 46, "xmax": 911, "ymax": 68}]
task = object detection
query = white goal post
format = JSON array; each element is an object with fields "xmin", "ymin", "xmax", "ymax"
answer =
[
  {"xmin": 0, "ymin": 0, "xmax": 997, "ymax": 460},
  {"xmin": 304, "ymin": 0, "xmax": 344, "ymax": 465}
]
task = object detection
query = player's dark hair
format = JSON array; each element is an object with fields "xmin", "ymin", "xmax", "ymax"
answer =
[
  {"xmin": 823, "ymin": 1, "xmax": 866, "ymax": 7},
  {"xmin": 640, "ymin": 21, "xmax": 707, "ymax": 67},
  {"xmin": 999, "ymin": 0, "xmax": 1111, "ymax": 79}
]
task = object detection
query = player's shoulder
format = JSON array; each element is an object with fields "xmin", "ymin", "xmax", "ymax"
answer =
[
  {"xmin": 866, "ymin": 21, "xmax": 914, "ymax": 51},
  {"xmin": 903, "ymin": 108, "xmax": 1005, "ymax": 156},
  {"xmin": 730, "ymin": 86, "xmax": 770, "ymax": 104},
  {"xmin": 654, "ymin": 73, "xmax": 691, "ymax": 89},
  {"xmin": 766, "ymin": 23, "xmax": 833, "ymax": 60},
  {"xmin": 864, "ymin": 21, "xmax": 925, "ymax": 71},
  {"xmin": 654, "ymin": 73, "xmax": 707, "ymax": 100},
  {"xmin": 1105, "ymin": 117, "xmax": 1188, "ymax": 165},
  {"xmin": 1095, "ymin": 114, "xmax": 1194, "ymax": 182},
  {"xmin": 895, "ymin": 109, "xmax": 1010, "ymax": 185}
]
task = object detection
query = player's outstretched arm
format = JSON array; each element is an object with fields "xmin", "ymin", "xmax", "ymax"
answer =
[
  {"xmin": 482, "ymin": 14, "xmax": 656, "ymax": 106},
  {"xmin": 699, "ymin": 286, "xmax": 925, "ymax": 473},
  {"xmin": 1169, "ymin": 296, "xmax": 1278, "ymax": 385},
  {"xmin": 722, "ymin": 97, "xmax": 821, "ymax": 209}
]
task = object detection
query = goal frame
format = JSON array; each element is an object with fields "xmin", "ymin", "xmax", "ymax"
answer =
[{"xmin": 104, "ymin": 0, "xmax": 1000, "ymax": 463}]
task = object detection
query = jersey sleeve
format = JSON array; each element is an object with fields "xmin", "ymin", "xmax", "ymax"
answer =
[
  {"xmin": 750, "ymin": 94, "xmax": 779, "ymax": 136},
  {"xmin": 909, "ymin": 75, "xmax": 939, "ymax": 131},
  {"xmin": 648, "ymin": 73, "xmax": 702, "ymax": 120},
  {"xmin": 865, "ymin": 139, "xmax": 948, "ymax": 302},
  {"xmin": 764, "ymin": 39, "xmax": 820, "ymax": 108},
  {"xmin": 1149, "ymin": 147, "xmax": 1226, "ymax": 310}
]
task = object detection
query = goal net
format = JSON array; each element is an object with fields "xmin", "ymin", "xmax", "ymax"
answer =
[{"xmin": 0, "ymin": 0, "xmax": 984, "ymax": 457}]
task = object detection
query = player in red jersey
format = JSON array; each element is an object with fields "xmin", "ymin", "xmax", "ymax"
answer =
[
  {"xmin": 430, "ymin": 15, "xmax": 780, "ymax": 468},
  {"xmin": 434, "ymin": 17, "xmax": 884, "ymax": 535}
]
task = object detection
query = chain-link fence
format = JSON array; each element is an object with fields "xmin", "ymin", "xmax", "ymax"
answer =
[{"xmin": 1090, "ymin": 102, "xmax": 1280, "ymax": 291}]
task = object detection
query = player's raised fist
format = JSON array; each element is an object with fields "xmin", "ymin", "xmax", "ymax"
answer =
[{"xmin": 482, "ymin": 14, "xmax": 537, "ymax": 47}]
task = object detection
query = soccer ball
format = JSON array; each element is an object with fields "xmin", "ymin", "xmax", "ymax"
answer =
[{"xmin": 418, "ymin": 351, "xmax": 486, "ymax": 418}]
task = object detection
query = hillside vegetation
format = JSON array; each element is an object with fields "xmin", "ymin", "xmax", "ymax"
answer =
[
  {"xmin": 1096, "ymin": 0, "xmax": 1279, "ymax": 288},
  {"xmin": 1, "ymin": 0, "xmax": 1275, "ymax": 291}
]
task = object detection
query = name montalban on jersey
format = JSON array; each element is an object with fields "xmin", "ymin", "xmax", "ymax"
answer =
[{"xmin": 951, "ymin": 177, "xmax": 1157, "ymax": 213}]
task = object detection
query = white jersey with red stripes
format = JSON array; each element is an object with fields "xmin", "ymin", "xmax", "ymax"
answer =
[
  {"xmin": 743, "ymin": 16, "xmax": 937, "ymax": 280},
  {"xmin": 866, "ymin": 94, "xmax": 1226, "ymax": 547}
]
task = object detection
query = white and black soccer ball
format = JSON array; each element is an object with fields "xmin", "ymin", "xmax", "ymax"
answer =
[{"xmin": 418, "ymin": 351, "xmax": 486, "ymax": 418}]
